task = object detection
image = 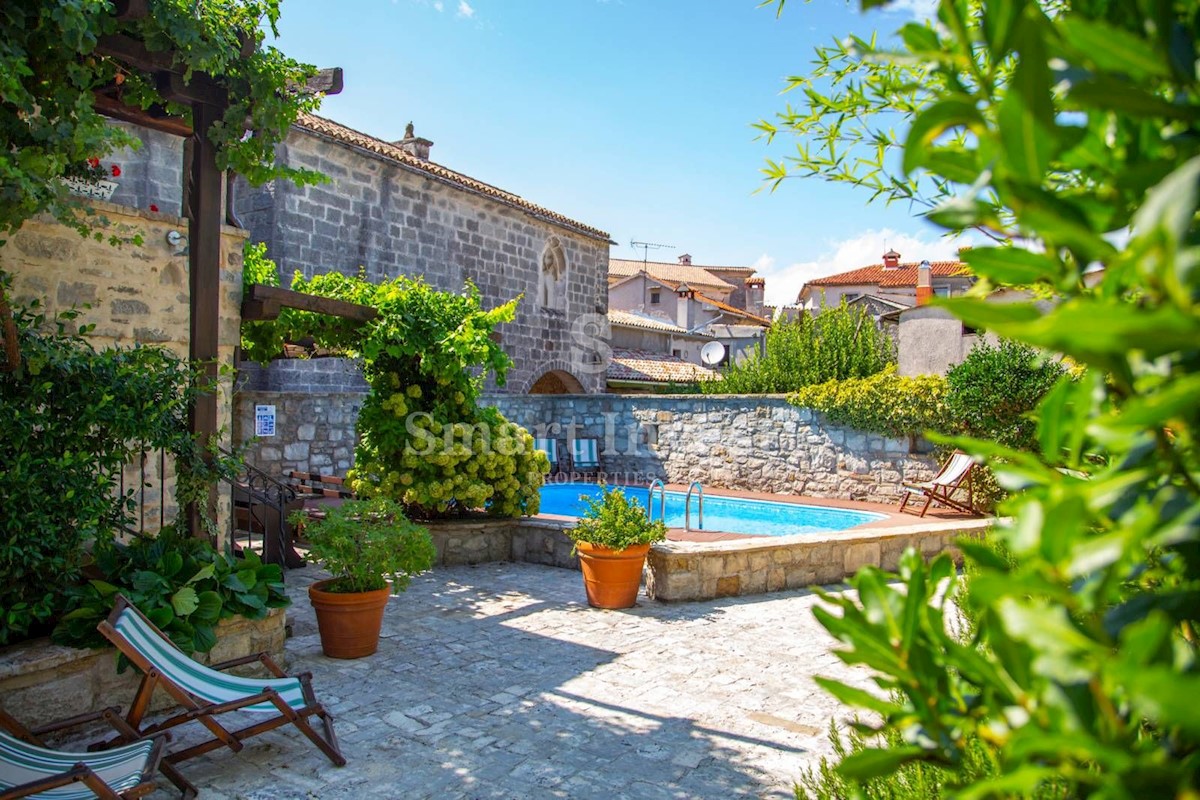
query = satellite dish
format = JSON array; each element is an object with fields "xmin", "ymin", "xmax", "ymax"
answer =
[{"xmin": 700, "ymin": 341, "xmax": 726, "ymax": 366}]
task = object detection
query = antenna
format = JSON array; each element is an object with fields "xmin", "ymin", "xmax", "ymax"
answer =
[{"xmin": 630, "ymin": 238, "xmax": 673, "ymax": 267}]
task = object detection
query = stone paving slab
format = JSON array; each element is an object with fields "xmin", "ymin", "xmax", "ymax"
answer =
[{"xmin": 138, "ymin": 563, "xmax": 874, "ymax": 799}]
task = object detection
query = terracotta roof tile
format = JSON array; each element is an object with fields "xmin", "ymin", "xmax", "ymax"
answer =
[
  {"xmin": 609, "ymin": 259, "xmax": 737, "ymax": 292},
  {"xmin": 805, "ymin": 260, "xmax": 970, "ymax": 289},
  {"xmin": 607, "ymin": 309, "xmax": 687, "ymax": 334},
  {"xmin": 607, "ymin": 349, "xmax": 717, "ymax": 384},
  {"xmin": 294, "ymin": 113, "xmax": 610, "ymax": 242},
  {"xmin": 695, "ymin": 293, "xmax": 772, "ymax": 327}
]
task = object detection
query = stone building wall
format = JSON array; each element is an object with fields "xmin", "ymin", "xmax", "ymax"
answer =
[
  {"xmin": 93, "ymin": 121, "xmax": 186, "ymax": 215},
  {"xmin": 235, "ymin": 126, "xmax": 611, "ymax": 394},
  {"xmin": 1, "ymin": 200, "xmax": 248, "ymax": 538},
  {"xmin": 233, "ymin": 384, "xmax": 938, "ymax": 503}
]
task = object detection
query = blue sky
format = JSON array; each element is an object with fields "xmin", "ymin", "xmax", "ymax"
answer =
[{"xmin": 273, "ymin": 0, "xmax": 965, "ymax": 304}]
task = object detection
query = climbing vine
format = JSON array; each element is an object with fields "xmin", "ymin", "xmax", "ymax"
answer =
[{"xmin": 244, "ymin": 269, "xmax": 549, "ymax": 519}]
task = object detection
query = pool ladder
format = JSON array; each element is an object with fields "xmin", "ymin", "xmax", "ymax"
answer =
[{"xmin": 647, "ymin": 479, "xmax": 705, "ymax": 531}]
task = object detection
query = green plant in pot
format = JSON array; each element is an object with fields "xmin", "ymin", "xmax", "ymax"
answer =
[
  {"xmin": 294, "ymin": 497, "xmax": 436, "ymax": 659},
  {"xmin": 567, "ymin": 486, "xmax": 667, "ymax": 609}
]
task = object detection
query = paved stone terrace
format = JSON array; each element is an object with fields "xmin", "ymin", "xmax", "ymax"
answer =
[{"xmin": 147, "ymin": 563, "xmax": 874, "ymax": 799}]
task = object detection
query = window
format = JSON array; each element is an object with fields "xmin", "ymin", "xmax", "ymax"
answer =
[
  {"xmin": 934, "ymin": 285, "xmax": 951, "ymax": 297},
  {"xmin": 650, "ymin": 290, "xmax": 661, "ymax": 305},
  {"xmin": 672, "ymin": 349, "xmax": 682, "ymax": 358},
  {"xmin": 844, "ymin": 292, "xmax": 860, "ymax": 302}
]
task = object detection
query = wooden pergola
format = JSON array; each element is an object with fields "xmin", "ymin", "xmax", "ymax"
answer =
[{"xmin": 93, "ymin": 0, "xmax": 348, "ymax": 535}]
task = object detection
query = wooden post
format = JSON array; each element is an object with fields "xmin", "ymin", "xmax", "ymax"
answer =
[{"xmin": 185, "ymin": 101, "xmax": 224, "ymax": 539}]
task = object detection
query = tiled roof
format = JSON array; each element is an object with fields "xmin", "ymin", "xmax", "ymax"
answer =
[
  {"xmin": 294, "ymin": 113, "xmax": 611, "ymax": 242},
  {"xmin": 607, "ymin": 349, "xmax": 717, "ymax": 384},
  {"xmin": 696, "ymin": 293, "xmax": 772, "ymax": 327},
  {"xmin": 804, "ymin": 260, "xmax": 970, "ymax": 289},
  {"xmin": 609, "ymin": 259, "xmax": 736, "ymax": 292},
  {"xmin": 607, "ymin": 309, "xmax": 687, "ymax": 334}
]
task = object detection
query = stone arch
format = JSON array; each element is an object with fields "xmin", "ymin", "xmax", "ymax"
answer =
[
  {"xmin": 526, "ymin": 366, "xmax": 585, "ymax": 395},
  {"xmin": 538, "ymin": 236, "xmax": 568, "ymax": 311}
]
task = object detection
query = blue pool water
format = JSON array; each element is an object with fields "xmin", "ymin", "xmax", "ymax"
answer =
[{"xmin": 538, "ymin": 482, "xmax": 885, "ymax": 537}]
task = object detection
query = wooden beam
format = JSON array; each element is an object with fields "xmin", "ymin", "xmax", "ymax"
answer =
[
  {"xmin": 240, "ymin": 298, "xmax": 282, "ymax": 321},
  {"xmin": 156, "ymin": 71, "xmax": 228, "ymax": 109},
  {"xmin": 243, "ymin": 284, "xmax": 378, "ymax": 323},
  {"xmin": 186, "ymin": 101, "xmax": 224, "ymax": 539},
  {"xmin": 95, "ymin": 33, "xmax": 178, "ymax": 74},
  {"xmin": 93, "ymin": 92, "xmax": 192, "ymax": 137}
]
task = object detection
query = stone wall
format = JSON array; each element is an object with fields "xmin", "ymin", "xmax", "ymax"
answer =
[
  {"xmin": 0, "ymin": 609, "xmax": 285, "ymax": 730},
  {"xmin": 424, "ymin": 518, "xmax": 577, "ymax": 569},
  {"xmin": 95, "ymin": 121, "xmax": 186, "ymax": 215},
  {"xmin": 1, "ymin": 200, "xmax": 248, "ymax": 538},
  {"xmin": 235, "ymin": 126, "xmax": 611, "ymax": 394},
  {"xmin": 232, "ymin": 388, "xmax": 938, "ymax": 503},
  {"xmin": 489, "ymin": 394, "xmax": 939, "ymax": 503}
]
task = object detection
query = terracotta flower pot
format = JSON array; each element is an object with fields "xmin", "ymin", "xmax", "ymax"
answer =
[
  {"xmin": 308, "ymin": 579, "xmax": 391, "ymax": 659},
  {"xmin": 576, "ymin": 542, "xmax": 651, "ymax": 609}
]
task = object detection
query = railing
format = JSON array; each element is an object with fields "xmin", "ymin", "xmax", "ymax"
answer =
[
  {"xmin": 646, "ymin": 479, "xmax": 666, "ymax": 523},
  {"xmin": 224, "ymin": 453, "xmax": 306, "ymax": 569},
  {"xmin": 685, "ymin": 481, "xmax": 704, "ymax": 531}
]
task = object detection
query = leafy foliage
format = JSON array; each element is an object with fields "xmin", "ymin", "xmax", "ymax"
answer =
[
  {"xmin": 789, "ymin": 366, "xmax": 947, "ymax": 440},
  {"xmin": 944, "ymin": 339, "xmax": 1066, "ymax": 450},
  {"xmin": 0, "ymin": 0, "xmax": 323, "ymax": 244},
  {"xmin": 702, "ymin": 301, "xmax": 893, "ymax": 394},
  {"xmin": 773, "ymin": 0, "xmax": 1200, "ymax": 796},
  {"xmin": 294, "ymin": 497, "xmax": 436, "ymax": 594},
  {"xmin": 51, "ymin": 526, "xmax": 288, "ymax": 656},
  {"xmin": 239, "ymin": 241, "xmax": 286, "ymax": 363},
  {"xmin": 244, "ymin": 271, "xmax": 549, "ymax": 519},
  {"xmin": 0, "ymin": 286, "xmax": 238, "ymax": 644},
  {"xmin": 567, "ymin": 486, "xmax": 668, "ymax": 552}
]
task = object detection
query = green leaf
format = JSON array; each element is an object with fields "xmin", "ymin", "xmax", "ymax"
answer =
[
  {"xmin": 902, "ymin": 96, "xmax": 985, "ymax": 177},
  {"xmin": 171, "ymin": 586, "xmax": 200, "ymax": 617},
  {"xmin": 1060, "ymin": 17, "xmax": 1170, "ymax": 79},
  {"xmin": 186, "ymin": 562, "xmax": 216, "ymax": 585},
  {"xmin": 158, "ymin": 551, "xmax": 183, "ymax": 579},
  {"xmin": 192, "ymin": 590, "xmax": 223, "ymax": 623},
  {"xmin": 961, "ymin": 246, "xmax": 1059, "ymax": 285},
  {"xmin": 837, "ymin": 746, "xmax": 927, "ymax": 780},
  {"xmin": 132, "ymin": 570, "xmax": 165, "ymax": 593},
  {"xmin": 191, "ymin": 623, "xmax": 217, "ymax": 654},
  {"xmin": 813, "ymin": 677, "xmax": 900, "ymax": 718}
]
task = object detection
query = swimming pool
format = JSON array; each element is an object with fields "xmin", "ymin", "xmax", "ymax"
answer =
[{"xmin": 538, "ymin": 482, "xmax": 886, "ymax": 537}]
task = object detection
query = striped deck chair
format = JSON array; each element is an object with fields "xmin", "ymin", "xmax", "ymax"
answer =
[
  {"xmin": 0, "ymin": 707, "xmax": 163, "ymax": 800},
  {"xmin": 97, "ymin": 597, "xmax": 344, "ymax": 798},
  {"xmin": 899, "ymin": 450, "xmax": 980, "ymax": 517},
  {"xmin": 569, "ymin": 438, "xmax": 600, "ymax": 477},
  {"xmin": 533, "ymin": 437, "xmax": 560, "ymax": 473}
]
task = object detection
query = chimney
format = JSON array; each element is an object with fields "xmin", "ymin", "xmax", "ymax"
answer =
[
  {"xmin": 393, "ymin": 121, "xmax": 434, "ymax": 161},
  {"xmin": 744, "ymin": 276, "xmax": 765, "ymax": 318},
  {"xmin": 675, "ymin": 282, "xmax": 694, "ymax": 329},
  {"xmin": 677, "ymin": 254, "xmax": 692, "ymax": 266},
  {"xmin": 882, "ymin": 249, "xmax": 901, "ymax": 270},
  {"xmin": 916, "ymin": 260, "xmax": 933, "ymax": 305}
]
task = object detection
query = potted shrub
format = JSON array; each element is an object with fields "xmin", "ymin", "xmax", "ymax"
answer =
[
  {"xmin": 567, "ymin": 486, "xmax": 668, "ymax": 609},
  {"xmin": 294, "ymin": 497, "xmax": 436, "ymax": 659}
]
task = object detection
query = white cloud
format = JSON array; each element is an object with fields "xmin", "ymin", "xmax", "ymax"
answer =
[
  {"xmin": 756, "ymin": 228, "xmax": 975, "ymax": 307},
  {"xmin": 878, "ymin": 0, "xmax": 939, "ymax": 19},
  {"xmin": 456, "ymin": 0, "xmax": 474, "ymax": 18},
  {"xmin": 433, "ymin": 0, "xmax": 443, "ymax": 10}
]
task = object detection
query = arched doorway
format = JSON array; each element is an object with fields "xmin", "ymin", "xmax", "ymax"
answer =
[{"xmin": 528, "ymin": 369, "xmax": 585, "ymax": 394}]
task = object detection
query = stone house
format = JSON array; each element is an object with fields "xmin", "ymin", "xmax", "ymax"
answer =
[
  {"xmin": 234, "ymin": 114, "xmax": 613, "ymax": 396},
  {"xmin": 796, "ymin": 249, "xmax": 973, "ymax": 311},
  {"xmin": 606, "ymin": 310, "xmax": 717, "ymax": 392},
  {"xmin": 607, "ymin": 255, "xmax": 769, "ymax": 366}
]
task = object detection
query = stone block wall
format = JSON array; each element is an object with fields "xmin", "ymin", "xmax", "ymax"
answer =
[
  {"xmin": 235, "ymin": 127, "xmax": 611, "ymax": 394},
  {"xmin": 96, "ymin": 121, "xmax": 186, "ymax": 215},
  {"xmin": 1, "ymin": 200, "xmax": 248, "ymax": 539},
  {"xmin": 488, "ymin": 394, "xmax": 939, "ymax": 503},
  {"xmin": 233, "ymin": 387, "xmax": 938, "ymax": 503}
]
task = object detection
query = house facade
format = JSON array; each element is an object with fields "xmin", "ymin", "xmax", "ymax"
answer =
[
  {"xmin": 235, "ymin": 114, "xmax": 612, "ymax": 395},
  {"xmin": 796, "ymin": 249, "xmax": 973, "ymax": 312}
]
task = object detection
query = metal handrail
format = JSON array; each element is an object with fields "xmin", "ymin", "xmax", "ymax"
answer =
[
  {"xmin": 646, "ymin": 479, "xmax": 666, "ymax": 522},
  {"xmin": 685, "ymin": 481, "xmax": 704, "ymax": 531}
]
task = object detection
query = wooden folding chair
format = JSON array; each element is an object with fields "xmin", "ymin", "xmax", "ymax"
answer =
[
  {"xmin": 0, "ymin": 707, "xmax": 163, "ymax": 800},
  {"xmin": 96, "ymin": 597, "xmax": 345, "ymax": 798},
  {"xmin": 899, "ymin": 450, "xmax": 980, "ymax": 516}
]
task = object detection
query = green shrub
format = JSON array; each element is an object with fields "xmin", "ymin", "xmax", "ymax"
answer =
[
  {"xmin": 945, "ymin": 339, "xmax": 1066, "ymax": 450},
  {"xmin": 789, "ymin": 367, "xmax": 948, "ymax": 440},
  {"xmin": 51, "ymin": 527, "xmax": 289, "ymax": 656},
  {"xmin": 0, "ymin": 288, "xmax": 235, "ymax": 645},
  {"xmin": 567, "ymin": 486, "xmax": 668, "ymax": 552},
  {"xmin": 246, "ymin": 271, "xmax": 549, "ymax": 519},
  {"xmin": 239, "ymin": 242, "xmax": 286, "ymax": 364},
  {"xmin": 703, "ymin": 301, "xmax": 893, "ymax": 394},
  {"xmin": 295, "ymin": 497, "xmax": 436, "ymax": 594}
]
